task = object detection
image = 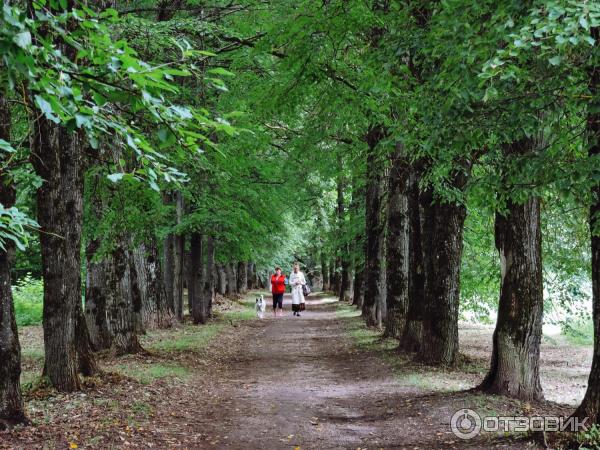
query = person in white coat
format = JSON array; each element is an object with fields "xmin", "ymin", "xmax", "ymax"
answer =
[{"xmin": 289, "ymin": 263, "xmax": 306, "ymax": 317}]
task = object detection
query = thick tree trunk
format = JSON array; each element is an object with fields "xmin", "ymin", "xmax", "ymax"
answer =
[
  {"xmin": 352, "ymin": 263, "xmax": 365, "ymax": 308},
  {"xmin": 189, "ymin": 232, "xmax": 203, "ymax": 324},
  {"xmin": 84, "ymin": 171, "xmax": 112, "ymax": 351},
  {"xmin": 107, "ymin": 238, "xmax": 143, "ymax": 355},
  {"xmin": 337, "ymin": 177, "xmax": 352, "ymax": 302},
  {"xmin": 237, "ymin": 261, "xmax": 248, "ymax": 294},
  {"xmin": 321, "ymin": 254, "xmax": 329, "ymax": 292},
  {"xmin": 478, "ymin": 140, "xmax": 544, "ymax": 402},
  {"xmin": 0, "ymin": 94, "xmax": 26, "ymax": 427},
  {"xmin": 163, "ymin": 233, "xmax": 175, "ymax": 313},
  {"xmin": 225, "ymin": 262, "xmax": 237, "ymax": 296},
  {"xmin": 400, "ymin": 165, "xmax": 426, "ymax": 352},
  {"xmin": 418, "ymin": 199, "xmax": 467, "ymax": 365},
  {"xmin": 384, "ymin": 145, "xmax": 410, "ymax": 338},
  {"xmin": 173, "ymin": 193, "xmax": 185, "ymax": 321},
  {"xmin": 574, "ymin": 39, "xmax": 600, "ymax": 422},
  {"xmin": 362, "ymin": 126, "xmax": 386, "ymax": 326},
  {"xmin": 217, "ymin": 264, "xmax": 227, "ymax": 295},
  {"xmin": 247, "ymin": 262, "xmax": 255, "ymax": 290},
  {"xmin": 31, "ymin": 120, "xmax": 96, "ymax": 390},
  {"xmin": 85, "ymin": 238, "xmax": 112, "ymax": 351},
  {"xmin": 201, "ymin": 237, "xmax": 215, "ymax": 321},
  {"xmin": 133, "ymin": 241, "xmax": 173, "ymax": 330}
]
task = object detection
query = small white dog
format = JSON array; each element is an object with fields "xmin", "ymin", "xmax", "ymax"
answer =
[{"xmin": 255, "ymin": 295, "xmax": 266, "ymax": 319}]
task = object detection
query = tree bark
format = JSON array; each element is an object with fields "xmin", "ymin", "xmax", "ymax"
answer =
[
  {"xmin": 173, "ymin": 193, "xmax": 185, "ymax": 321},
  {"xmin": 478, "ymin": 140, "xmax": 544, "ymax": 402},
  {"xmin": 225, "ymin": 262, "xmax": 237, "ymax": 296},
  {"xmin": 30, "ymin": 116, "xmax": 94, "ymax": 391},
  {"xmin": 400, "ymin": 165, "xmax": 426, "ymax": 352},
  {"xmin": 362, "ymin": 126, "xmax": 386, "ymax": 326},
  {"xmin": 85, "ymin": 231, "xmax": 112, "ymax": 351},
  {"xmin": 247, "ymin": 262, "xmax": 255, "ymax": 290},
  {"xmin": 574, "ymin": 31, "xmax": 600, "ymax": 422},
  {"xmin": 237, "ymin": 261, "xmax": 248, "ymax": 294},
  {"xmin": 201, "ymin": 237, "xmax": 215, "ymax": 321},
  {"xmin": 321, "ymin": 254, "xmax": 329, "ymax": 292},
  {"xmin": 0, "ymin": 93, "xmax": 26, "ymax": 427},
  {"xmin": 384, "ymin": 144, "xmax": 410, "ymax": 338},
  {"xmin": 217, "ymin": 264, "xmax": 227, "ymax": 295},
  {"xmin": 189, "ymin": 232, "xmax": 203, "ymax": 324},
  {"xmin": 106, "ymin": 238, "xmax": 143, "ymax": 355},
  {"xmin": 418, "ymin": 198, "xmax": 467, "ymax": 365},
  {"xmin": 337, "ymin": 177, "xmax": 352, "ymax": 302}
]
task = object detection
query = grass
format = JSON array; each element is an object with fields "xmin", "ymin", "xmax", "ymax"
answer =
[
  {"xmin": 13, "ymin": 274, "xmax": 44, "ymax": 326},
  {"xmin": 562, "ymin": 318, "xmax": 594, "ymax": 346},
  {"xmin": 114, "ymin": 363, "xmax": 190, "ymax": 384},
  {"xmin": 336, "ymin": 302, "xmax": 472, "ymax": 394},
  {"xmin": 147, "ymin": 323, "xmax": 226, "ymax": 352},
  {"xmin": 147, "ymin": 294, "xmax": 256, "ymax": 352}
]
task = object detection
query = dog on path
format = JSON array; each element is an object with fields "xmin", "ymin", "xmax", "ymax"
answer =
[{"xmin": 255, "ymin": 295, "xmax": 266, "ymax": 319}]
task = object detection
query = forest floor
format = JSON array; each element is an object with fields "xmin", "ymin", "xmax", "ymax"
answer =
[{"xmin": 1, "ymin": 292, "xmax": 591, "ymax": 449}]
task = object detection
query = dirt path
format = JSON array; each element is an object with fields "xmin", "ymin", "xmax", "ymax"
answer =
[
  {"xmin": 191, "ymin": 294, "xmax": 549, "ymax": 449},
  {"xmin": 3, "ymin": 293, "xmax": 577, "ymax": 449}
]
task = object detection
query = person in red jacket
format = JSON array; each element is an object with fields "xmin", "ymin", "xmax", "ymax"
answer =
[{"xmin": 271, "ymin": 267, "xmax": 286, "ymax": 317}]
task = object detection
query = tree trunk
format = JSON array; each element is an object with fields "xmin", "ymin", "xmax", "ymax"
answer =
[
  {"xmin": 107, "ymin": 238, "xmax": 143, "ymax": 355},
  {"xmin": 237, "ymin": 261, "xmax": 248, "ymax": 294},
  {"xmin": 217, "ymin": 264, "xmax": 227, "ymax": 295},
  {"xmin": 247, "ymin": 262, "xmax": 255, "ymax": 290},
  {"xmin": 478, "ymin": 140, "xmax": 544, "ymax": 402},
  {"xmin": 418, "ymin": 198, "xmax": 467, "ymax": 365},
  {"xmin": 0, "ymin": 93, "xmax": 26, "ymax": 427},
  {"xmin": 84, "ymin": 171, "xmax": 112, "ymax": 351},
  {"xmin": 189, "ymin": 232, "xmax": 203, "ymax": 324},
  {"xmin": 31, "ymin": 120, "xmax": 94, "ymax": 391},
  {"xmin": 400, "ymin": 165, "xmax": 426, "ymax": 352},
  {"xmin": 163, "ymin": 232, "xmax": 175, "ymax": 314},
  {"xmin": 173, "ymin": 193, "xmax": 185, "ymax": 321},
  {"xmin": 201, "ymin": 237, "xmax": 215, "ymax": 322},
  {"xmin": 225, "ymin": 262, "xmax": 237, "ymax": 296},
  {"xmin": 85, "ymin": 236, "xmax": 112, "ymax": 351},
  {"xmin": 362, "ymin": 126, "xmax": 386, "ymax": 326},
  {"xmin": 337, "ymin": 177, "xmax": 352, "ymax": 302},
  {"xmin": 573, "ymin": 36, "xmax": 600, "ymax": 421},
  {"xmin": 321, "ymin": 254, "xmax": 329, "ymax": 292},
  {"xmin": 328, "ymin": 258, "xmax": 335, "ymax": 293},
  {"xmin": 384, "ymin": 144, "xmax": 410, "ymax": 338}
]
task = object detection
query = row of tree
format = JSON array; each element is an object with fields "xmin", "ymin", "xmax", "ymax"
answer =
[
  {"xmin": 0, "ymin": 0, "xmax": 310, "ymax": 429},
  {"xmin": 235, "ymin": 0, "xmax": 600, "ymax": 425}
]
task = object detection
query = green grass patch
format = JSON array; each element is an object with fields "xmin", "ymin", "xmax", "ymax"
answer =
[
  {"xmin": 13, "ymin": 274, "xmax": 43, "ymax": 326},
  {"xmin": 562, "ymin": 318, "xmax": 593, "ymax": 346},
  {"xmin": 21, "ymin": 347, "xmax": 44, "ymax": 363},
  {"xmin": 115, "ymin": 363, "xmax": 190, "ymax": 384},
  {"xmin": 147, "ymin": 294, "xmax": 256, "ymax": 352},
  {"xmin": 223, "ymin": 307, "xmax": 256, "ymax": 321},
  {"xmin": 147, "ymin": 324, "xmax": 225, "ymax": 352}
]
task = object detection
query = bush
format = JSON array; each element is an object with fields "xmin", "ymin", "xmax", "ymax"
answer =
[{"xmin": 13, "ymin": 274, "xmax": 43, "ymax": 326}]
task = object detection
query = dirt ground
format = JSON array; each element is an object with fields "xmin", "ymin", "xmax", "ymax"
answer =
[{"xmin": 1, "ymin": 293, "xmax": 591, "ymax": 449}]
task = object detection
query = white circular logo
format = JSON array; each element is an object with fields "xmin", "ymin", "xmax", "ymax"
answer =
[{"xmin": 451, "ymin": 408, "xmax": 482, "ymax": 440}]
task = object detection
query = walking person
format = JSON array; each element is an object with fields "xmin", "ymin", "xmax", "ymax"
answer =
[
  {"xmin": 271, "ymin": 267, "xmax": 286, "ymax": 317},
  {"xmin": 289, "ymin": 263, "xmax": 306, "ymax": 317}
]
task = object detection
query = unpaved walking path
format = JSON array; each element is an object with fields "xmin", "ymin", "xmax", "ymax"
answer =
[
  {"xmin": 4, "ymin": 293, "xmax": 574, "ymax": 449},
  {"xmin": 192, "ymin": 294, "xmax": 548, "ymax": 449}
]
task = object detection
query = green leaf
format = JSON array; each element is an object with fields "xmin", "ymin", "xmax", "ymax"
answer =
[
  {"xmin": 548, "ymin": 55, "xmax": 561, "ymax": 66},
  {"xmin": 0, "ymin": 139, "xmax": 15, "ymax": 153},
  {"xmin": 207, "ymin": 67, "xmax": 235, "ymax": 77},
  {"xmin": 13, "ymin": 31, "xmax": 32, "ymax": 49},
  {"xmin": 107, "ymin": 173, "xmax": 124, "ymax": 183}
]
